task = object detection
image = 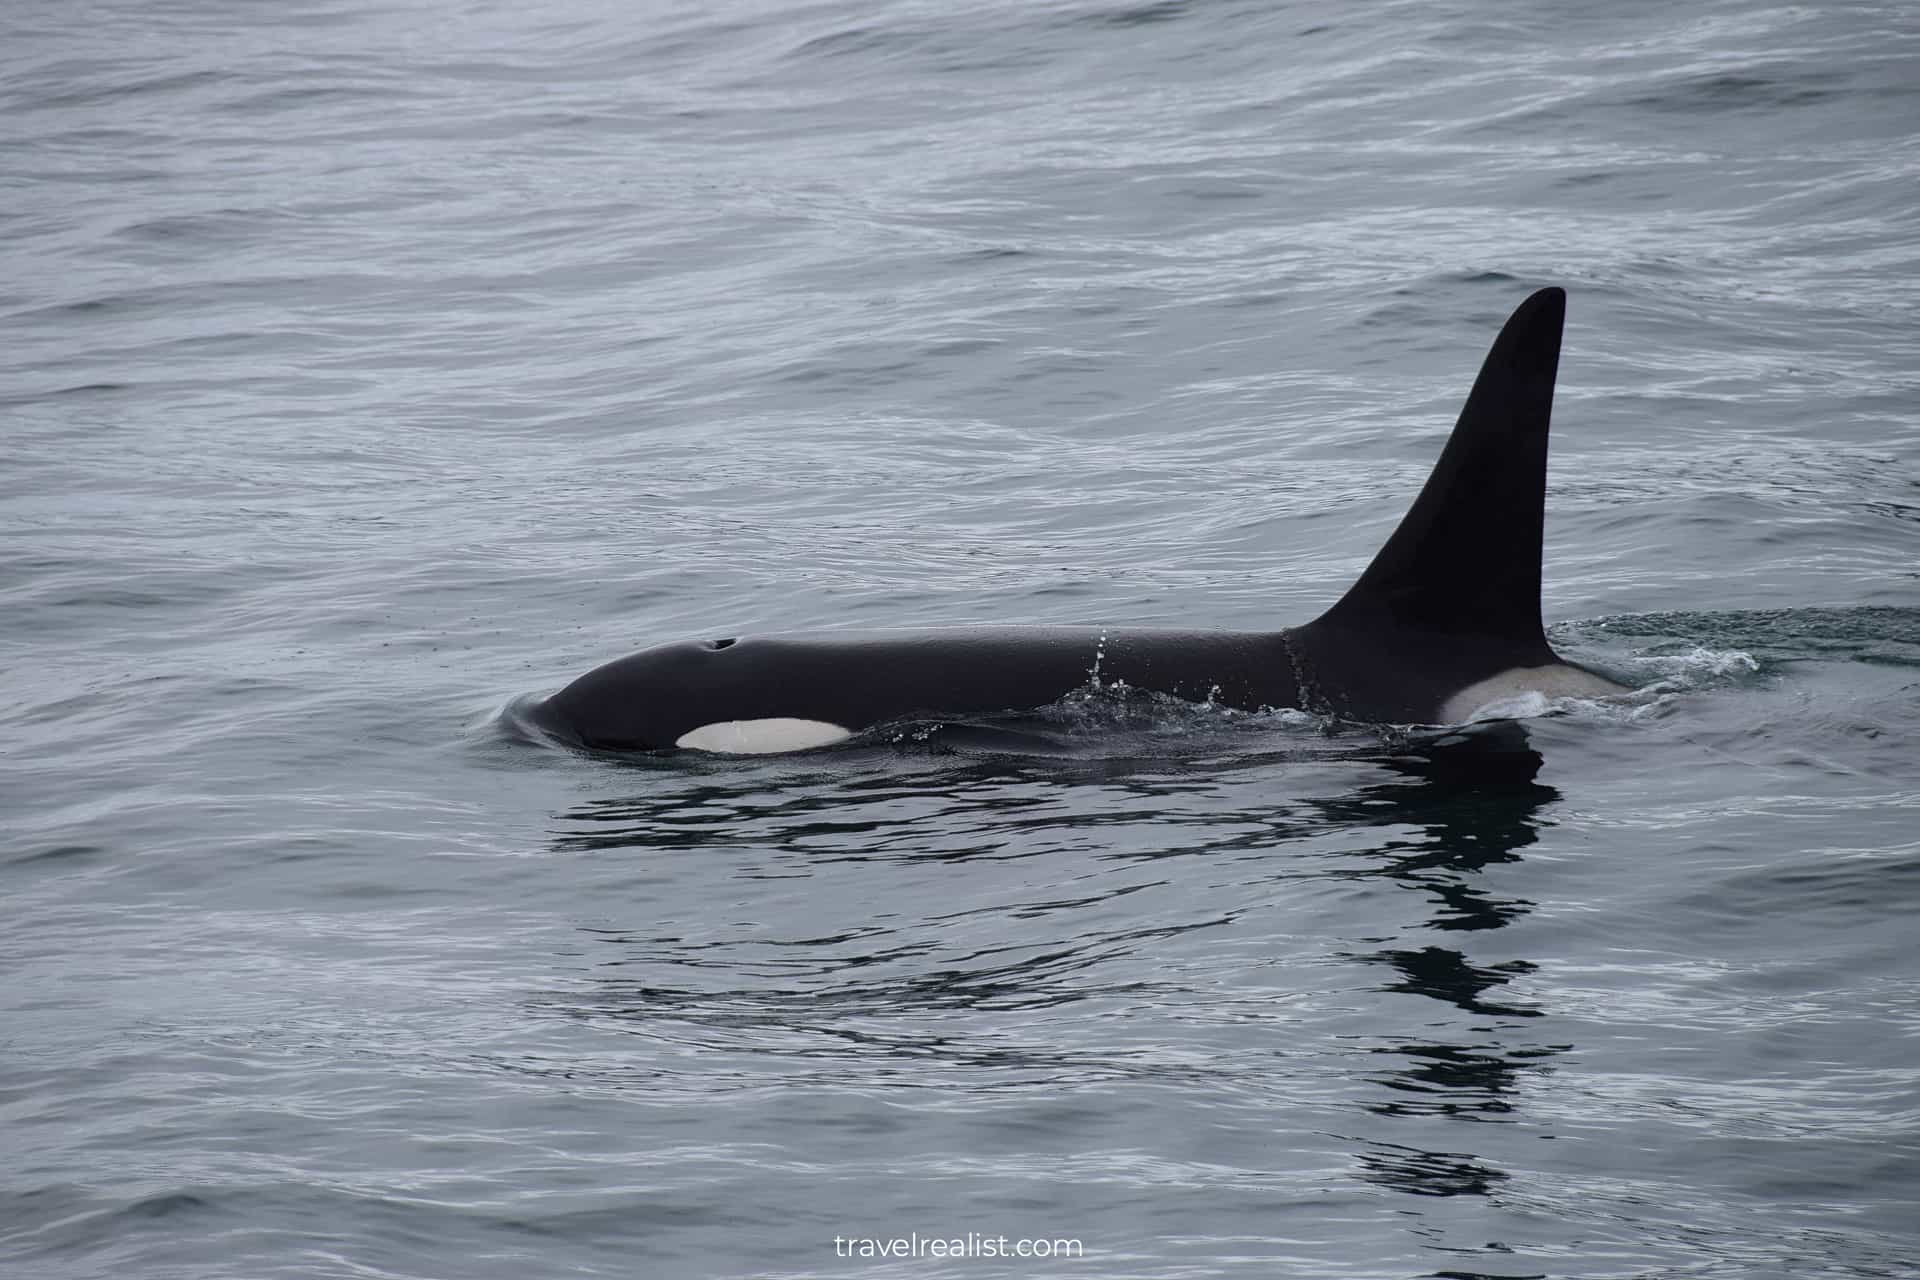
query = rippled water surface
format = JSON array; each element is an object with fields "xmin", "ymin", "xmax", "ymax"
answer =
[{"xmin": 4, "ymin": 1, "xmax": 1918, "ymax": 1277}]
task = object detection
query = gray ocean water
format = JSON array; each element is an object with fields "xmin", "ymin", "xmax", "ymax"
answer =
[{"xmin": 4, "ymin": 1, "xmax": 1918, "ymax": 1277}]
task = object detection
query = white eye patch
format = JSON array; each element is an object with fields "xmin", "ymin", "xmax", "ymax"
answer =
[{"xmin": 674, "ymin": 718, "xmax": 853, "ymax": 754}]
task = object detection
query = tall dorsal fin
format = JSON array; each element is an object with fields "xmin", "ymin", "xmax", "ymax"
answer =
[{"xmin": 1311, "ymin": 286, "xmax": 1565, "ymax": 653}]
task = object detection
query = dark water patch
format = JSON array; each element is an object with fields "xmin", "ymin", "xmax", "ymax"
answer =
[
  {"xmin": 8, "ymin": 569, "xmax": 247, "ymax": 629},
  {"xmin": 921, "ymin": 337, "xmax": 1001, "ymax": 357},
  {"xmin": 112, "ymin": 207, "xmax": 311, "ymax": 248},
  {"xmin": 11, "ymin": 673, "xmax": 190, "ymax": 729},
  {"xmin": 1626, "ymin": 68, "xmax": 1852, "ymax": 115},
  {"xmin": 1079, "ymin": 0, "xmax": 1193, "ymax": 29},
  {"xmin": 223, "ymin": 83, "xmax": 430, "ymax": 115},
  {"xmin": 9, "ymin": 67, "xmax": 229, "ymax": 113},
  {"xmin": 785, "ymin": 13, "xmax": 1065, "ymax": 75},
  {"xmin": 7, "ymin": 274, "xmax": 348, "ymax": 328},
  {"xmin": 790, "ymin": 24, "xmax": 907, "ymax": 60},
  {"xmin": 0, "ymin": 382, "xmax": 132, "ymax": 408},
  {"xmin": 1552, "ymin": 169, "xmax": 1625, "ymax": 191},
  {"xmin": 1707, "ymin": 849, "xmax": 1920, "ymax": 925},
  {"xmin": 1390, "ymin": 271, "xmax": 1521, "ymax": 291},
  {"xmin": 6, "ymin": 843, "xmax": 107, "ymax": 869},
  {"xmin": 772, "ymin": 353, "xmax": 923, "ymax": 390},
  {"xmin": 0, "ymin": 1187, "xmax": 219, "ymax": 1266},
  {"xmin": 121, "ymin": 1191, "xmax": 212, "ymax": 1220},
  {"xmin": 946, "ymin": 246, "xmax": 1033, "ymax": 264}
]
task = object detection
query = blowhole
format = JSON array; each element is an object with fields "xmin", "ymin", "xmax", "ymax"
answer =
[{"xmin": 707, "ymin": 637, "xmax": 737, "ymax": 650}]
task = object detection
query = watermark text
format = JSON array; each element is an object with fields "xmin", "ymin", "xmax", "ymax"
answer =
[{"xmin": 834, "ymin": 1232, "xmax": 1083, "ymax": 1261}]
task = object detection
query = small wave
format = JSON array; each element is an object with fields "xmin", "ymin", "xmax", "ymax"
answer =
[
  {"xmin": 1639, "ymin": 645, "xmax": 1762, "ymax": 679},
  {"xmin": 492, "ymin": 693, "xmax": 570, "ymax": 750},
  {"xmin": 1578, "ymin": 608, "xmax": 1920, "ymax": 664}
]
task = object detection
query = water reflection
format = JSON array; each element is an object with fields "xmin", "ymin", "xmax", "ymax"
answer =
[
  {"xmin": 1353, "ymin": 1139, "xmax": 1510, "ymax": 1199},
  {"xmin": 535, "ymin": 724, "xmax": 1569, "ymax": 1198},
  {"xmin": 1328, "ymin": 724, "xmax": 1569, "ymax": 1197}
]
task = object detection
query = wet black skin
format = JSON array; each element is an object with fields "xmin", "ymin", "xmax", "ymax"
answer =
[{"xmin": 535, "ymin": 628, "xmax": 1282, "ymax": 751}]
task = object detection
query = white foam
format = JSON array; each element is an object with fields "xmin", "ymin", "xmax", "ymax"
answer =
[
  {"xmin": 1649, "ymin": 646, "xmax": 1760, "ymax": 678},
  {"xmin": 674, "ymin": 717, "xmax": 853, "ymax": 754}
]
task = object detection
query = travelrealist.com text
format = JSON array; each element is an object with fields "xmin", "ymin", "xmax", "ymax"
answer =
[{"xmin": 833, "ymin": 1233, "xmax": 1084, "ymax": 1260}]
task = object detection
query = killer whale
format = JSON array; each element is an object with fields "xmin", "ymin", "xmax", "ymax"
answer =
[{"xmin": 531, "ymin": 287, "xmax": 1623, "ymax": 754}]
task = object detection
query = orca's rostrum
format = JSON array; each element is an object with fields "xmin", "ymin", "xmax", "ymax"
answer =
[{"xmin": 532, "ymin": 287, "xmax": 1623, "ymax": 754}]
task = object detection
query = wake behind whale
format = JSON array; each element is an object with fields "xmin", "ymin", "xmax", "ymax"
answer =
[{"xmin": 530, "ymin": 288, "xmax": 1624, "ymax": 754}]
